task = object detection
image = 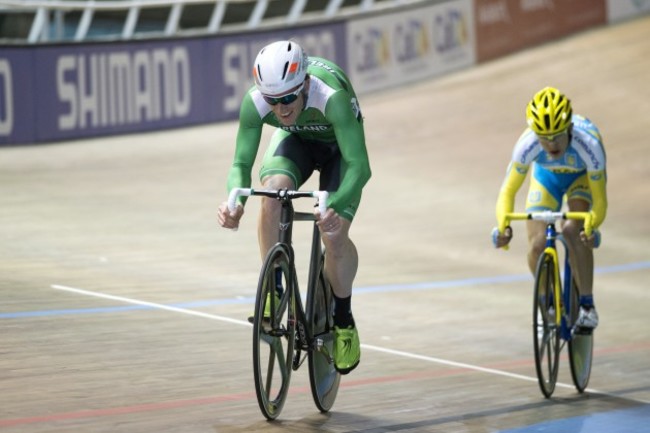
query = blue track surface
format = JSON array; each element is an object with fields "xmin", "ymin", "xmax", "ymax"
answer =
[{"xmin": 499, "ymin": 406, "xmax": 650, "ymax": 433}]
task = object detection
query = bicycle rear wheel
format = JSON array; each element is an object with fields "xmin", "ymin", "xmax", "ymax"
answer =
[
  {"xmin": 568, "ymin": 279, "xmax": 593, "ymax": 393},
  {"xmin": 252, "ymin": 244, "xmax": 295, "ymax": 420},
  {"xmin": 307, "ymin": 256, "xmax": 340, "ymax": 412},
  {"xmin": 533, "ymin": 252, "xmax": 561, "ymax": 398}
]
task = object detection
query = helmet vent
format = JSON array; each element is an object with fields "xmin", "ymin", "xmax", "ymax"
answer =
[
  {"xmin": 282, "ymin": 62, "xmax": 290, "ymax": 79},
  {"xmin": 256, "ymin": 64, "xmax": 263, "ymax": 82}
]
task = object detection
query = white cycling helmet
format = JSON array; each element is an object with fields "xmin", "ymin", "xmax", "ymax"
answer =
[{"xmin": 253, "ymin": 40, "xmax": 308, "ymax": 96}]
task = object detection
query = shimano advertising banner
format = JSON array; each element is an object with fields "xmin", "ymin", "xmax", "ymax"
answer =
[
  {"xmin": 3, "ymin": 0, "xmax": 642, "ymax": 145},
  {"xmin": 0, "ymin": 49, "xmax": 36, "ymax": 144},
  {"xmin": 0, "ymin": 23, "xmax": 346, "ymax": 145},
  {"xmin": 37, "ymin": 40, "xmax": 207, "ymax": 141}
]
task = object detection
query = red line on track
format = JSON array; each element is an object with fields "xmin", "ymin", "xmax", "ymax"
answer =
[{"xmin": 2, "ymin": 343, "xmax": 648, "ymax": 427}]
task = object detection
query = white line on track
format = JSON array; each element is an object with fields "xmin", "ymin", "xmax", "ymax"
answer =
[
  {"xmin": 363, "ymin": 344, "xmax": 541, "ymax": 383},
  {"xmin": 51, "ymin": 284, "xmax": 251, "ymax": 327},
  {"xmin": 52, "ymin": 283, "xmax": 641, "ymax": 401}
]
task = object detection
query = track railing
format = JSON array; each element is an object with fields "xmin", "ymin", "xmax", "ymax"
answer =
[{"xmin": 0, "ymin": 0, "xmax": 414, "ymax": 43}]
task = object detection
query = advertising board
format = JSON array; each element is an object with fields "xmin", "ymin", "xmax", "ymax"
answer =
[
  {"xmin": 606, "ymin": 0, "xmax": 650, "ymax": 22},
  {"xmin": 347, "ymin": 0, "xmax": 476, "ymax": 94},
  {"xmin": 474, "ymin": 0, "xmax": 607, "ymax": 62},
  {"xmin": 0, "ymin": 23, "xmax": 346, "ymax": 144}
]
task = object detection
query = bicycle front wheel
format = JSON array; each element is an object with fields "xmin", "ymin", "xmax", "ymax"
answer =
[
  {"xmin": 252, "ymin": 244, "xmax": 295, "ymax": 420},
  {"xmin": 568, "ymin": 278, "xmax": 593, "ymax": 393},
  {"xmin": 307, "ymin": 256, "xmax": 340, "ymax": 412},
  {"xmin": 533, "ymin": 252, "xmax": 561, "ymax": 398}
]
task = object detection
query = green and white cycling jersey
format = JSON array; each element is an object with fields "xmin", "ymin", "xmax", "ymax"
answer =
[{"xmin": 227, "ymin": 57, "xmax": 371, "ymax": 220}]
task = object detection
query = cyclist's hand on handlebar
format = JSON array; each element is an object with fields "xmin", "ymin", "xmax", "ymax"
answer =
[
  {"xmin": 316, "ymin": 208, "xmax": 340, "ymax": 234},
  {"xmin": 580, "ymin": 228, "xmax": 601, "ymax": 249},
  {"xmin": 492, "ymin": 226, "xmax": 513, "ymax": 249},
  {"xmin": 218, "ymin": 201, "xmax": 244, "ymax": 229}
]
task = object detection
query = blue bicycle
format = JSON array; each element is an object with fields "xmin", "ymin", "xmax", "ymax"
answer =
[{"xmin": 503, "ymin": 211, "xmax": 595, "ymax": 398}]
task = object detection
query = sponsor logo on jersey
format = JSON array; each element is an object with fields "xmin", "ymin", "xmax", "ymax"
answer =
[
  {"xmin": 575, "ymin": 136, "xmax": 600, "ymax": 170},
  {"xmin": 309, "ymin": 59, "xmax": 336, "ymax": 74},
  {"xmin": 590, "ymin": 173, "xmax": 602, "ymax": 181},
  {"xmin": 281, "ymin": 125, "xmax": 330, "ymax": 133},
  {"xmin": 528, "ymin": 191, "xmax": 542, "ymax": 204},
  {"xmin": 520, "ymin": 141, "xmax": 537, "ymax": 164}
]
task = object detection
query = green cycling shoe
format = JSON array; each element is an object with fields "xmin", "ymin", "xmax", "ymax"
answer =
[{"xmin": 334, "ymin": 325, "xmax": 360, "ymax": 374}]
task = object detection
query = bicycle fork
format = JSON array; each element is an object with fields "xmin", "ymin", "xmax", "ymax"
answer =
[{"xmin": 543, "ymin": 246, "xmax": 563, "ymax": 327}]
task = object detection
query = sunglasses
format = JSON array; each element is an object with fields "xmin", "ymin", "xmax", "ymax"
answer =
[
  {"xmin": 262, "ymin": 83, "xmax": 304, "ymax": 106},
  {"xmin": 537, "ymin": 130, "xmax": 568, "ymax": 142}
]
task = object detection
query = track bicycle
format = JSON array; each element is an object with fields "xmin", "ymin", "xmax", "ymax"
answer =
[
  {"xmin": 502, "ymin": 211, "xmax": 596, "ymax": 398},
  {"xmin": 228, "ymin": 187, "xmax": 340, "ymax": 420}
]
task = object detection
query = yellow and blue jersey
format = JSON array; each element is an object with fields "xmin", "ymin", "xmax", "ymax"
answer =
[{"xmin": 496, "ymin": 114, "xmax": 608, "ymax": 231}]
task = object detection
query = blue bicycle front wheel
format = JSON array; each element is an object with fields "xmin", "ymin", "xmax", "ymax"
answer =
[{"xmin": 533, "ymin": 251, "xmax": 561, "ymax": 398}]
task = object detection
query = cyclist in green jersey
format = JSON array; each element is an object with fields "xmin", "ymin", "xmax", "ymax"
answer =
[{"xmin": 217, "ymin": 40, "xmax": 371, "ymax": 374}]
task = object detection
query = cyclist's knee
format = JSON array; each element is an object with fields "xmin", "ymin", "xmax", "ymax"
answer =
[
  {"xmin": 322, "ymin": 229, "xmax": 346, "ymax": 247},
  {"xmin": 260, "ymin": 196, "xmax": 280, "ymax": 218},
  {"xmin": 561, "ymin": 220, "xmax": 582, "ymax": 240},
  {"xmin": 322, "ymin": 224, "xmax": 354, "ymax": 256},
  {"xmin": 528, "ymin": 236, "xmax": 545, "ymax": 259},
  {"xmin": 260, "ymin": 174, "xmax": 295, "ymax": 215},
  {"xmin": 261, "ymin": 174, "xmax": 294, "ymax": 190},
  {"xmin": 325, "ymin": 237, "xmax": 356, "ymax": 262},
  {"xmin": 528, "ymin": 226, "xmax": 546, "ymax": 248}
]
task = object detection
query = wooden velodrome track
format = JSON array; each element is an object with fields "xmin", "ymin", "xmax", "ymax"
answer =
[{"xmin": 1, "ymin": 15, "xmax": 649, "ymax": 433}]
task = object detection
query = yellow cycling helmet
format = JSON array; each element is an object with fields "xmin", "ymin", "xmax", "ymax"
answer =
[{"xmin": 526, "ymin": 87, "xmax": 573, "ymax": 135}]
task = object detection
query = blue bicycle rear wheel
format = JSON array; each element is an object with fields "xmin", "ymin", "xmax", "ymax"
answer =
[{"xmin": 568, "ymin": 278, "xmax": 593, "ymax": 392}]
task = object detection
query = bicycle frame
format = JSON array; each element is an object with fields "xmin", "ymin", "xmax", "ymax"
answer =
[
  {"xmin": 541, "ymin": 223, "xmax": 563, "ymax": 328},
  {"xmin": 542, "ymin": 225, "xmax": 578, "ymax": 341},
  {"xmin": 282, "ymin": 206, "xmax": 329, "ymax": 367},
  {"xmin": 558, "ymin": 235, "xmax": 577, "ymax": 341},
  {"xmin": 505, "ymin": 211, "xmax": 593, "ymax": 338}
]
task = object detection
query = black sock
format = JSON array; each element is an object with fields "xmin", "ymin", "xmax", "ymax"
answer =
[{"xmin": 333, "ymin": 294, "xmax": 355, "ymax": 328}]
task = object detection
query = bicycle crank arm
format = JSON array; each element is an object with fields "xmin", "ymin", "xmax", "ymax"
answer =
[{"xmin": 315, "ymin": 338, "xmax": 334, "ymax": 363}]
